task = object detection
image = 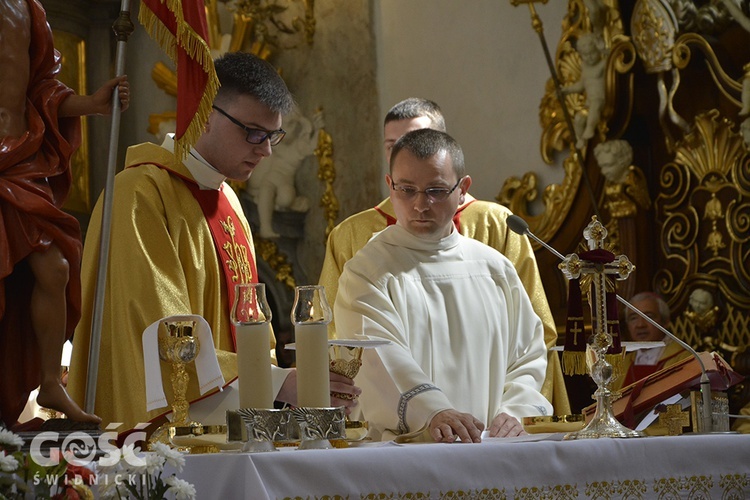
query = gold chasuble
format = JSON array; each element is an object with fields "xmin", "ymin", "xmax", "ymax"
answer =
[
  {"xmin": 319, "ymin": 196, "xmax": 571, "ymax": 415},
  {"xmin": 68, "ymin": 142, "xmax": 259, "ymax": 431}
]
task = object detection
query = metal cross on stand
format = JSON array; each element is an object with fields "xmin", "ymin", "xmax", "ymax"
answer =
[{"xmin": 560, "ymin": 217, "xmax": 643, "ymax": 440}]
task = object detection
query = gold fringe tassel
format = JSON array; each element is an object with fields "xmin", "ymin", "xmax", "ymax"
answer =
[
  {"xmin": 561, "ymin": 351, "xmax": 587, "ymax": 376},
  {"xmin": 561, "ymin": 349, "xmax": 626, "ymax": 379},
  {"xmin": 138, "ymin": 0, "xmax": 219, "ymax": 160}
]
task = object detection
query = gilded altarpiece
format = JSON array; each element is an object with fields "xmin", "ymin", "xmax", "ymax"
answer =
[{"xmin": 505, "ymin": 0, "xmax": 750, "ymax": 416}]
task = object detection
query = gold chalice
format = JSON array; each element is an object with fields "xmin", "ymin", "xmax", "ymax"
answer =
[
  {"xmin": 149, "ymin": 319, "xmax": 201, "ymax": 448},
  {"xmin": 329, "ymin": 344, "xmax": 369, "ymax": 441}
]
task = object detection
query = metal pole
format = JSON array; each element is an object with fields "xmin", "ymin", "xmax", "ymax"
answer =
[{"xmin": 84, "ymin": 0, "xmax": 134, "ymax": 414}]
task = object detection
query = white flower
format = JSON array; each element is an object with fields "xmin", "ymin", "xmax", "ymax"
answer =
[
  {"xmin": 0, "ymin": 451, "xmax": 19, "ymax": 472},
  {"xmin": 120, "ymin": 444, "xmax": 147, "ymax": 472},
  {"xmin": 153, "ymin": 442, "xmax": 186, "ymax": 472},
  {"xmin": 144, "ymin": 451, "xmax": 166, "ymax": 476},
  {"xmin": 0, "ymin": 428, "xmax": 24, "ymax": 450},
  {"xmin": 166, "ymin": 475, "xmax": 197, "ymax": 500}
]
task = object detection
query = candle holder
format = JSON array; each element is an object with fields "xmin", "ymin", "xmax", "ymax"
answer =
[
  {"xmin": 232, "ymin": 283, "xmax": 274, "ymax": 409},
  {"xmin": 236, "ymin": 408, "xmax": 293, "ymax": 453},
  {"xmin": 291, "ymin": 406, "xmax": 346, "ymax": 450},
  {"xmin": 291, "ymin": 285, "xmax": 332, "ymax": 409},
  {"xmin": 149, "ymin": 319, "xmax": 201, "ymax": 448}
]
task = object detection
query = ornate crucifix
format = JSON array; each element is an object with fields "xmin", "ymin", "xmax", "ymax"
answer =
[{"xmin": 560, "ymin": 217, "xmax": 641, "ymax": 440}]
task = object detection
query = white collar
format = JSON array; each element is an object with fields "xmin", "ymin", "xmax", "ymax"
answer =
[{"xmin": 160, "ymin": 134, "xmax": 226, "ymax": 190}]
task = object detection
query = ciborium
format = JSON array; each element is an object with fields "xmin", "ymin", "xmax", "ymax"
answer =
[{"xmin": 149, "ymin": 319, "xmax": 201, "ymax": 448}]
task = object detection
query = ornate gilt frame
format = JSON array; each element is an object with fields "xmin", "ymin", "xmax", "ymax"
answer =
[{"xmin": 54, "ymin": 29, "xmax": 90, "ymax": 214}]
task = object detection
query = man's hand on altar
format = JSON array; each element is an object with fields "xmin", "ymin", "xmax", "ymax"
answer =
[
  {"xmin": 429, "ymin": 409, "xmax": 484, "ymax": 443},
  {"xmin": 488, "ymin": 412, "xmax": 527, "ymax": 438}
]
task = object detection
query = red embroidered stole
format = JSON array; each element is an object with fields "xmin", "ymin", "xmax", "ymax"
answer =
[
  {"xmin": 183, "ymin": 182, "xmax": 257, "ymax": 349},
  {"xmin": 132, "ymin": 162, "xmax": 257, "ymax": 349}
]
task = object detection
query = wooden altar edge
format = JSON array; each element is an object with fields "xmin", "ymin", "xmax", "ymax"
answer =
[{"xmin": 583, "ymin": 351, "xmax": 744, "ymax": 424}]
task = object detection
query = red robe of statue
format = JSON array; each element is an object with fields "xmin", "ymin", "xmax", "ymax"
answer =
[{"xmin": 0, "ymin": 0, "xmax": 82, "ymax": 428}]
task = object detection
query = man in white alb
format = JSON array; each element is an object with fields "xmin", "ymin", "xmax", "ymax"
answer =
[{"xmin": 335, "ymin": 129, "xmax": 551, "ymax": 443}]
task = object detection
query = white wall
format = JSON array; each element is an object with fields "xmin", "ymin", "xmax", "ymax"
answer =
[{"xmin": 375, "ymin": 0, "xmax": 568, "ymax": 207}]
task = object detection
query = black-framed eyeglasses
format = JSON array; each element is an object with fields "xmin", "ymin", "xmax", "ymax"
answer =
[
  {"xmin": 390, "ymin": 176, "xmax": 464, "ymax": 203},
  {"xmin": 212, "ymin": 105, "xmax": 286, "ymax": 146}
]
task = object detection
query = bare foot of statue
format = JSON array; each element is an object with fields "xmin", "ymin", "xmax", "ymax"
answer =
[{"xmin": 36, "ymin": 379, "xmax": 101, "ymax": 424}]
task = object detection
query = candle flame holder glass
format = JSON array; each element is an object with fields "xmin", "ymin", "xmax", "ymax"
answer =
[{"xmin": 232, "ymin": 283, "xmax": 272, "ymax": 324}]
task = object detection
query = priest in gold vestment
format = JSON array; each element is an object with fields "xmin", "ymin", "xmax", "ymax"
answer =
[
  {"xmin": 319, "ymin": 98, "xmax": 569, "ymax": 415},
  {"xmin": 68, "ymin": 53, "xmax": 358, "ymax": 431}
]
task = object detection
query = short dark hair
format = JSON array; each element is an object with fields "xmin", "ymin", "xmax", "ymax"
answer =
[
  {"xmin": 384, "ymin": 98, "xmax": 446, "ymax": 132},
  {"xmin": 213, "ymin": 52, "xmax": 295, "ymax": 114},
  {"xmin": 390, "ymin": 128, "xmax": 464, "ymax": 178}
]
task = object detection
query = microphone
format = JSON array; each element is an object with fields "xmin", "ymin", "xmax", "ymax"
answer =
[{"xmin": 507, "ymin": 214, "xmax": 714, "ymax": 433}]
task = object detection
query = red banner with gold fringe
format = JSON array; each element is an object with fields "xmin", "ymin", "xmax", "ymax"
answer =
[{"xmin": 139, "ymin": 0, "xmax": 218, "ymax": 160}]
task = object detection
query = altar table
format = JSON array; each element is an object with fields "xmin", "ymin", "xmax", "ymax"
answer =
[{"xmin": 177, "ymin": 433, "xmax": 750, "ymax": 499}]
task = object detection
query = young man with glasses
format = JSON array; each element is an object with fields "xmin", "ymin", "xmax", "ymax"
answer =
[
  {"xmin": 319, "ymin": 97, "xmax": 570, "ymax": 416},
  {"xmin": 68, "ymin": 52, "xmax": 359, "ymax": 432},
  {"xmin": 335, "ymin": 129, "xmax": 552, "ymax": 443}
]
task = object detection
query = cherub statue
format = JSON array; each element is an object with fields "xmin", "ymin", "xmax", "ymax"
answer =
[
  {"xmin": 583, "ymin": 0, "xmax": 607, "ymax": 36},
  {"xmin": 563, "ymin": 33, "xmax": 608, "ymax": 149},
  {"xmin": 248, "ymin": 108, "xmax": 324, "ymax": 238},
  {"xmin": 684, "ymin": 288, "xmax": 720, "ymax": 333},
  {"xmin": 593, "ymin": 139, "xmax": 651, "ymax": 218}
]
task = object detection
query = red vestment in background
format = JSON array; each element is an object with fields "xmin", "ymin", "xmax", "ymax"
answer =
[{"xmin": 0, "ymin": 0, "xmax": 82, "ymax": 427}]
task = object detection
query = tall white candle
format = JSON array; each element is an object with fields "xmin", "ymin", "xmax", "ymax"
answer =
[
  {"xmin": 295, "ymin": 323, "xmax": 330, "ymax": 408},
  {"xmin": 236, "ymin": 322, "xmax": 274, "ymax": 409}
]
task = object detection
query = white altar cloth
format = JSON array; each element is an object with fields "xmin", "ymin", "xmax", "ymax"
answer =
[{"xmin": 174, "ymin": 433, "xmax": 750, "ymax": 499}]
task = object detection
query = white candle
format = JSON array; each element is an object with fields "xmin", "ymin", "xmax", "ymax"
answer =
[
  {"xmin": 295, "ymin": 323, "xmax": 330, "ymax": 408},
  {"xmin": 236, "ymin": 322, "xmax": 274, "ymax": 409}
]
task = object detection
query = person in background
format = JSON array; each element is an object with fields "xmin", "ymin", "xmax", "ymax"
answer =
[
  {"xmin": 318, "ymin": 97, "xmax": 569, "ymax": 415},
  {"xmin": 616, "ymin": 292, "xmax": 691, "ymax": 389},
  {"xmin": 336, "ymin": 129, "xmax": 552, "ymax": 443}
]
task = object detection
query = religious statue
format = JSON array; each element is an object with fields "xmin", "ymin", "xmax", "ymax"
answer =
[
  {"xmin": 593, "ymin": 139, "xmax": 651, "ymax": 219},
  {"xmin": 684, "ymin": 287, "xmax": 720, "ymax": 334},
  {"xmin": 583, "ymin": 0, "xmax": 607, "ymax": 36},
  {"xmin": 0, "ymin": 0, "xmax": 128, "ymax": 428},
  {"xmin": 247, "ymin": 107, "xmax": 324, "ymax": 238},
  {"xmin": 562, "ymin": 33, "xmax": 607, "ymax": 149}
]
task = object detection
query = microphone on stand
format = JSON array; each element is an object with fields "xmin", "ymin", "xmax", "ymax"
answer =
[{"xmin": 506, "ymin": 214, "xmax": 714, "ymax": 433}]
